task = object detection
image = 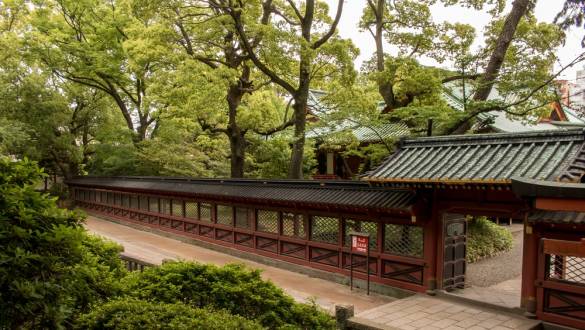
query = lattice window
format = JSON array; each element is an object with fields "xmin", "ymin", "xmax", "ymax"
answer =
[
  {"xmin": 140, "ymin": 196, "xmax": 149, "ymax": 211},
  {"xmin": 149, "ymin": 198, "xmax": 159, "ymax": 213},
  {"xmin": 160, "ymin": 199, "xmax": 171, "ymax": 215},
  {"xmin": 344, "ymin": 220, "xmax": 378, "ymax": 250},
  {"xmin": 384, "ymin": 224, "xmax": 423, "ymax": 258},
  {"xmin": 257, "ymin": 210, "xmax": 278, "ymax": 234},
  {"xmin": 311, "ymin": 216, "xmax": 339, "ymax": 244},
  {"xmin": 235, "ymin": 207, "xmax": 249, "ymax": 229},
  {"xmin": 114, "ymin": 193, "xmax": 122, "ymax": 206},
  {"xmin": 200, "ymin": 203, "xmax": 212, "ymax": 222},
  {"xmin": 185, "ymin": 202, "xmax": 198, "ymax": 219},
  {"xmin": 283, "ymin": 213, "xmax": 305, "ymax": 238},
  {"xmin": 172, "ymin": 200, "xmax": 184, "ymax": 217},
  {"xmin": 216, "ymin": 205, "xmax": 233, "ymax": 226},
  {"xmin": 547, "ymin": 255, "xmax": 585, "ymax": 284},
  {"xmin": 121, "ymin": 194, "xmax": 129, "ymax": 208},
  {"xmin": 130, "ymin": 195, "xmax": 139, "ymax": 209},
  {"xmin": 107, "ymin": 192, "xmax": 114, "ymax": 205},
  {"xmin": 90, "ymin": 190, "xmax": 96, "ymax": 201}
]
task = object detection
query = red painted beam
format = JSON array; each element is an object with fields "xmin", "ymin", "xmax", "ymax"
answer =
[{"xmin": 535, "ymin": 198, "xmax": 585, "ymax": 212}]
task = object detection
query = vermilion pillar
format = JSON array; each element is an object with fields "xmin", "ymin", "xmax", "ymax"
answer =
[{"xmin": 521, "ymin": 216, "xmax": 538, "ymax": 314}]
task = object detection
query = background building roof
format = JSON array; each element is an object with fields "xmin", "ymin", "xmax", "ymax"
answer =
[{"xmin": 365, "ymin": 129, "xmax": 585, "ymax": 185}]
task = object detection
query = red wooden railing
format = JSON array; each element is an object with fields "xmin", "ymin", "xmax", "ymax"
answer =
[{"xmin": 73, "ymin": 187, "xmax": 428, "ymax": 293}]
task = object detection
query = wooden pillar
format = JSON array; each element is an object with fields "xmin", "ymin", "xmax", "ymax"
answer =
[
  {"xmin": 521, "ymin": 217, "xmax": 538, "ymax": 314},
  {"xmin": 424, "ymin": 189, "xmax": 439, "ymax": 293}
]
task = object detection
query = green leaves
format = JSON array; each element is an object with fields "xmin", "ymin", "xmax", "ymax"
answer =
[
  {"xmin": 121, "ymin": 261, "xmax": 335, "ymax": 329},
  {"xmin": 0, "ymin": 158, "xmax": 126, "ymax": 329}
]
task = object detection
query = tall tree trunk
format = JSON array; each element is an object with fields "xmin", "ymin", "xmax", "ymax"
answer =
[
  {"xmin": 226, "ymin": 83, "xmax": 246, "ymax": 178},
  {"xmin": 372, "ymin": 0, "xmax": 395, "ymax": 112},
  {"xmin": 288, "ymin": 93, "xmax": 308, "ymax": 179},
  {"xmin": 473, "ymin": 0, "xmax": 531, "ymax": 101},
  {"xmin": 287, "ymin": 1, "xmax": 314, "ymax": 179},
  {"xmin": 450, "ymin": 0, "xmax": 531, "ymax": 134}
]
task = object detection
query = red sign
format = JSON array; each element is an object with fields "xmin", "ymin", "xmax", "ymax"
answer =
[{"xmin": 351, "ymin": 235, "xmax": 369, "ymax": 253}]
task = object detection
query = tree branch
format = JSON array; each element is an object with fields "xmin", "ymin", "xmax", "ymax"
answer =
[
  {"xmin": 226, "ymin": 5, "xmax": 297, "ymax": 95},
  {"xmin": 312, "ymin": 0, "xmax": 343, "ymax": 49},
  {"xmin": 252, "ymin": 117, "xmax": 295, "ymax": 136}
]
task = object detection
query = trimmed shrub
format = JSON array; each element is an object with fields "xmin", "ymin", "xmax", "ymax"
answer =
[
  {"xmin": 75, "ymin": 298, "xmax": 262, "ymax": 330},
  {"xmin": 122, "ymin": 261, "xmax": 335, "ymax": 329},
  {"xmin": 467, "ymin": 217, "xmax": 513, "ymax": 263},
  {"xmin": 0, "ymin": 158, "xmax": 126, "ymax": 329}
]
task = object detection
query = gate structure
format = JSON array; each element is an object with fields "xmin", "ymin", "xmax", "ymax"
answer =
[{"xmin": 442, "ymin": 214, "xmax": 467, "ymax": 291}]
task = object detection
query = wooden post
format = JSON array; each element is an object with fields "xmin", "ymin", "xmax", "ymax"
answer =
[{"xmin": 521, "ymin": 217, "xmax": 538, "ymax": 314}]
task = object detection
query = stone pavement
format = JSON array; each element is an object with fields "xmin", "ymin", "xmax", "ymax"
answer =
[
  {"xmin": 447, "ymin": 277, "xmax": 521, "ymax": 309},
  {"xmin": 84, "ymin": 216, "xmax": 393, "ymax": 314},
  {"xmin": 356, "ymin": 295, "xmax": 540, "ymax": 330}
]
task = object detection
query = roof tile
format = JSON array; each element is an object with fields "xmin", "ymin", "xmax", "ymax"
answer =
[{"xmin": 365, "ymin": 129, "xmax": 585, "ymax": 184}]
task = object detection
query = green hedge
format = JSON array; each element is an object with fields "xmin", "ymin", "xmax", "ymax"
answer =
[
  {"xmin": 76, "ymin": 298, "xmax": 262, "ymax": 330},
  {"xmin": 1, "ymin": 158, "xmax": 334, "ymax": 329},
  {"xmin": 467, "ymin": 217, "xmax": 513, "ymax": 263},
  {"xmin": 0, "ymin": 158, "xmax": 127, "ymax": 329},
  {"xmin": 122, "ymin": 262, "xmax": 335, "ymax": 329}
]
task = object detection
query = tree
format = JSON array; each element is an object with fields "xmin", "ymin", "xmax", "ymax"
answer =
[
  {"xmin": 443, "ymin": 12, "xmax": 567, "ymax": 134},
  {"xmin": 359, "ymin": 0, "xmax": 475, "ymax": 112},
  {"xmin": 555, "ymin": 0, "xmax": 585, "ymax": 46},
  {"xmin": 0, "ymin": 158, "xmax": 126, "ymax": 329},
  {"xmin": 472, "ymin": 0, "xmax": 533, "ymax": 102},
  {"xmin": 28, "ymin": 0, "xmax": 167, "ymax": 143},
  {"xmin": 219, "ymin": 0, "xmax": 357, "ymax": 178},
  {"xmin": 159, "ymin": 1, "xmax": 293, "ymax": 177}
]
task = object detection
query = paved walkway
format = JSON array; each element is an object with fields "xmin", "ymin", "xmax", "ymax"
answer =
[
  {"xmin": 86, "ymin": 216, "xmax": 540, "ymax": 329},
  {"xmin": 450, "ymin": 224, "xmax": 524, "ymax": 309},
  {"xmin": 84, "ymin": 216, "xmax": 393, "ymax": 314},
  {"xmin": 356, "ymin": 295, "xmax": 540, "ymax": 330}
]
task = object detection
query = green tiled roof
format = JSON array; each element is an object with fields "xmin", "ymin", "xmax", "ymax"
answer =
[
  {"xmin": 365, "ymin": 129, "xmax": 585, "ymax": 184},
  {"xmin": 307, "ymin": 122, "xmax": 410, "ymax": 143}
]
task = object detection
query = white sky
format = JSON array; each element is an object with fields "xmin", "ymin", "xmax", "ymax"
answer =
[{"xmin": 324, "ymin": 0, "xmax": 585, "ymax": 81}]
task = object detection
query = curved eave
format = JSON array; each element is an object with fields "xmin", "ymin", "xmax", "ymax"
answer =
[{"xmin": 511, "ymin": 177, "xmax": 585, "ymax": 199}]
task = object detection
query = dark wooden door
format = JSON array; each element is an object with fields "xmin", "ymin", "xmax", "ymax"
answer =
[{"xmin": 443, "ymin": 214, "xmax": 467, "ymax": 291}]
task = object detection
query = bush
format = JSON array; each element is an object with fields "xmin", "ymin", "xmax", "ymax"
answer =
[
  {"xmin": 0, "ymin": 158, "xmax": 126, "ymax": 329},
  {"xmin": 75, "ymin": 298, "xmax": 262, "ymax": 330},
  {"xmin": 467, "ymin": 217, "xmax": 513, "ymax": 263},
  {"xmin": 122, "ymin": 262, "xmax": 335, "ymax": 329}
]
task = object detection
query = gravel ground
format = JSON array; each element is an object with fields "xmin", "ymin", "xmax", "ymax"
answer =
[{"xmin": 466, "ymin": 224, "xmax": 524, "ymax": 287}]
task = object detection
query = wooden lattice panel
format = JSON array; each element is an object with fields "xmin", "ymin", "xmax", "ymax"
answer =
[
  {"xmin": 185, "ymin": 223, "xmax": 197, "ymax": 234},
  {"xmin": 280, "ymin": 241, "xmax": 306, "ymax": 259},
  {"xmin": 256, "ymin": 236, "xmax": 278, "ymax": 253},
  {"xmin": 199, "ymin": 225, "xmax": 214, "ymax": 238},
  {"xmin": 382, "ymin": 259, "xmax": 423, "ymax": 285},
  {"xmin": 343, "ymin": 253, "xmax": 377, "ymax": 275},
  {"xmin": 235, "ymin": 232, "xmax": 254, "ymax": 247},
  {"xmin": 310, "ymin": 247, "xmax": 339, "ymax": 267}
]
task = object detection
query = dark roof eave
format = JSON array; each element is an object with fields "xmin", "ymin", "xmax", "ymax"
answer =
[
  {"xmin": 66, "ymin": 178, "xmax": 414, "ymax": 215},
  {"xmin": 366, "ymin": 177, "xmax": 511, "ymax": 186},
  {"xmin": 511, "ymin": 177, "xmax": 585, "ymax": 199}
]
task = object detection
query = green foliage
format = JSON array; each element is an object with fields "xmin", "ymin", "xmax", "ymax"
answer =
[
  {"xmin": 122, "ymin": 261, "xmax": 335, "ymax": 329},
  {"xmin": 0, "ymin": 158, "xmax": 126, "ymax": 329},
  {"xmin": 467, "ymin": 217, "xmax": 513, "ymax": 263},
  {"xmin": 76, "ymin": 298, "xmax": 263, "ymax": 330}
]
